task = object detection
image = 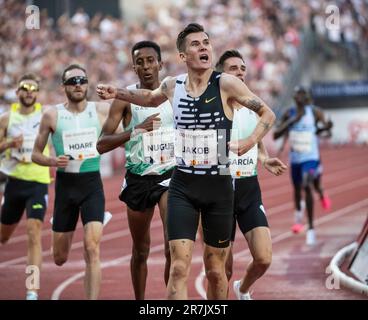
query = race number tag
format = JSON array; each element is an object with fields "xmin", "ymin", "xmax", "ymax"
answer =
[
  {"xmin": 289, "ymin": 131, "xmax": 313, "ymax": 153},
  {"xmin": 175, "ymin": 129, "xmax": 218, "ymax": 166},
  {"xmin": 142, "ymin": 128, "xmax": 175, "ymax": 164},
  {"xmin": 62, "ymin": 127, "xmax": 98, "ymax": 160},
  {"xmin": 12, "ymin": 135, "xmax": 36, "ymax": 163},
  {"xmin": 229, "ymin": 144, "xmax": 258, "ymax": 177}
]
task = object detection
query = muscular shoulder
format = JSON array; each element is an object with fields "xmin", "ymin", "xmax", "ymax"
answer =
[
  {"xmin": 160, "ymin": 76, "xmax": 177, "ymax": 96},
  {"xmin": 42, "ymin": 105, "xmax": 58, "ymax": 123},
  {"xmin": 161, "ymin": 76, "xmax": 176, "ymax": 88},
  {"xmin": 219, "ymin": 73, "xmax": 243, "ymax": 91}
]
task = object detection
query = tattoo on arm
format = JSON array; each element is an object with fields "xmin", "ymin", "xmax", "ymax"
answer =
[
  {"xmin": 245, "ymin": 98, "xmax": 263, "ymax": 113},
  {"xmin": 260, "ymin": 121, "xmax": 270, "ymax": 131}
]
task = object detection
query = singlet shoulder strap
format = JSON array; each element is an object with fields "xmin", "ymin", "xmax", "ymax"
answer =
[
  {"xmin": 10, "ymin": 103, "xmax": 19, "ymax": 112},
  {"xmin": 175, "ymin": 74, "xmax": 187, "ymax": 84}
]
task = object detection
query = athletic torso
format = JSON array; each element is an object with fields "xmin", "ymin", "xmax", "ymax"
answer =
[
  {"xmin": 0, "ymin": 103, "xmax": 50, "ymax": 184},
  {"xmin": 172, "ymin": 71, "xmax": 232, "ymax": 175},
  {"xmin": 230, "ymin": 108, "xmax": 258, "ymax": 179},
  {"xmin": 51, "ymin": 102, "xmax": 101, "ymax": 173},
  {"xmin": 289, "ymin": 105, "xmax": 319, "ymax": 164},
  {"xmin": 123, "ymin": 83, "xmax": 175, "ymax": 176}
]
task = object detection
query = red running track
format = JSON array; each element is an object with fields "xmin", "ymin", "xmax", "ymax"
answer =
[{"xmin": 0, "ymin": 145, "xmax": 367, "ymax": 300}]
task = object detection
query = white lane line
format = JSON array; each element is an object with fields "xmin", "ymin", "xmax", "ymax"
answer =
[
  {"xmin": 6, "ymin": 155, "xmax": 367, "ymax": 242},
  {"xmin": 11, "ymin": 173, "xmax": 366, "ymax": 246},
  {"xmin": 51, "ymin": 243, "xmax": 165, "ymax": 300},
  {"xmin": 265, "ymin": 176, "xmax": 368, "ymax": 217},
  {"xmin": 2, "ymin": 152, "xmax": 367, "ymax": 297},
  {"xmin": 195, "ymin": 198, "xmax": 368, "ymax": 299},
  {"xmin": 0, "ymin": 219, "xmax": 163, "ymax": 267},
  {"xmin": 10, "ymin": 153, "xmax": 368, "ymax": 230},
  {"xmin": 262, "ymin": 163, "xmax": 368, "ymax": 198}
]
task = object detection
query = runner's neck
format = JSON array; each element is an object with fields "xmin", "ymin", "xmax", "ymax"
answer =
[
  {"xmin": 185, "ymin": 68, "xmax": 213, "ymax": 97},
  {"xmin": 139, "ymin": 80, "xmax": 160, "ymax": 91},
  {"xmin": 65, "ymin": 100, "xmax": 88, "ymax": 114},
  {"xmin": 19, "ymin": 103, "xmax": 36, "ymax": 115}
]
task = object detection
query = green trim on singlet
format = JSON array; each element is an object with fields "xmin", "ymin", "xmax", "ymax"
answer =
[
  {"xmin": 123, "ymin": 84, "xmax": 175, "ymax": 176},
  {"xmin": 51, "ymin": 102, "xmax": 101, "ymax": 173}
]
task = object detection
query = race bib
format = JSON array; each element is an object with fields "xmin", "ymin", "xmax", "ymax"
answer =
[
  {"xmin": 12, "ymin": 135, "xmax": 36, "ymax": 163},
  {"xmin": 229, "ymin": 144, "xmax": 258, "ymax": 177},
  {"xmin": 62, "ymin": 127, "xmax": 98, "ymax": 160},
  {"xmin": 175, "ymin": 129, "xmax": 218, "ymax": 166},
  {"xmin": 142, "ymin": 128, "xmax": 175, "ymax": 164},
  {"xmin": 289, "ymin": 131, "xmax": 313, "ymax": 153}
]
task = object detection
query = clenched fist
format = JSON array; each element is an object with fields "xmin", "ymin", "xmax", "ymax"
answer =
[{"xmin": 96, "ymin": 84, "xmax": 117, "ymax": 100}]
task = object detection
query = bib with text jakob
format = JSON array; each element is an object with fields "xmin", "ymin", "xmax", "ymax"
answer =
[
  {"xmin": 289, "ymin": 131, "xmax": 313, "ymax": 153},
  {"xmin": 11, "ymin": 135, "xmax": 36, "ymax": 163},
  {"xmin": 62, "ymin": 127, "xmax": 98, "ymax": 160},
  {"xmin": 142, "ymin": 128, "xmax": 175, "ymax": 164},
  {"xmin": 175, "ymin": 129, "xmax": 218, "ymax": 166}
]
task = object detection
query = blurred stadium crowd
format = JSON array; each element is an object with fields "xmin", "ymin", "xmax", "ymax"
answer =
[{"xmin": 0, "ymin": 0, "xmax": 367, "ymax": 109}]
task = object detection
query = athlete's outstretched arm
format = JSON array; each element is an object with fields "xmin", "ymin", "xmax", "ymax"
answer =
[
  {"xmin": 221, "ymin": 74, "xmax": 276, "ymax": 155},
  {"xmin": 96, "ymin": 77, "xmax": 174, "ymax": 107},
  {"xmin": 32, "ymin": 108, "xmax": 69, "ymax": 168}
]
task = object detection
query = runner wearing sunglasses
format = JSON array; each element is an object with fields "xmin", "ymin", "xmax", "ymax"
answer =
[
  {"xmin": 0, "ymin": 73, "xmax": 51, "ymax": 300},
  {"xmin": 32, "ymin": 64, "xmax": 113, "ymax": 299}
]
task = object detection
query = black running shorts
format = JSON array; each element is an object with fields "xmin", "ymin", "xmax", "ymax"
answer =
[
  {"xmin": 1, "ymin": 177, "xmax": 48, "ymax": 225},
  {"xmin": 232, "ymin": 175, "xmax": 269, "ymax": 240},
  {"xmin": 167, "ymin": 169, "xmax": 234, "ymax": 248},
  {"xmin": 119, "ymin": 169, "xmax": 173, "ymax": 212},
  {"xmin": 52, "ymin": 171, "xmax": 105, "ymax": 232}
]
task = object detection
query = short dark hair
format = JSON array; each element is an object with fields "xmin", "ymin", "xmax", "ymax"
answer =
[
  {"xmin": 62, "ymin": 64, "xmax": 87, "ymax": 83},
  {"xmin": 294, "ymin": 85, "xmax": 308, "ymax": 94},
  {"xmin": 215, "ymin": 50, "xmax": 244, "ymax": 72},
  {"xmin": 18, "ymin": 73, "xmax": 40, "ymax": 86},
  {"xmin": 176, "ymin": 23, "xmax": 208, "ymax": 52},
  {"xmin": 131, "ymin": 41, "xmax": 162, "ymax": 62}
]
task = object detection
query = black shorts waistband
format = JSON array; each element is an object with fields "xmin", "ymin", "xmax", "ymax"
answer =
[
  {"xmin": 7, "ymin": 176, "xmax": 48, "ymax": 186},
  {"xmin": 174, "ymin": 167, "xmax": 232, "ymax": 181},
  {"xmin": 56, "ymin": 171, "xmax": 102, "ymax": 184},
  {"xmin": 56, "ymin": 171, "xmax": 101, "ymax": 178},
  {"xmin": 126, "ymin": 169, "xmax": 174, "ymax": 181},
  {"xmin": 234, "ymin": 175, "xmax": 259, "ymax": 183}
]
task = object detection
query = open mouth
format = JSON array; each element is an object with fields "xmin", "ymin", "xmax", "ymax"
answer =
[
  {"xmin": 199, "ymin": 54, "xmax": 209, "ymax": 62},
  {"xmin": 143, "ymin": 74, "xmax": 153, "ymax": 80}
]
